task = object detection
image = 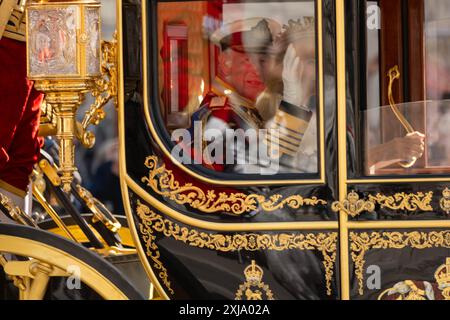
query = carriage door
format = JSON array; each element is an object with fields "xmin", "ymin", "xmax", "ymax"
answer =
[
  {"xmin": 335, "ymin": 0, "xmax": 450, "ymax": 300},
  {"xmin": 119, "ymin": 0, "xmax": 348, "ymax": 300}
]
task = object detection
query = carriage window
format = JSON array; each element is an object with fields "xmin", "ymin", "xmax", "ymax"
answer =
[
  {"xmin": 156, "ymin": 1, "xmax": 320, "ymax": 176},
  {"xmin": 363, "ymin": 0, "xmax": 450, "ymax": 176}
]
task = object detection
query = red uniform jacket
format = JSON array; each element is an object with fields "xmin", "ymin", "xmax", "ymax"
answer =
[{"xmin": 0, "ymin": 37, "xmax": 43, "ymax": 196}]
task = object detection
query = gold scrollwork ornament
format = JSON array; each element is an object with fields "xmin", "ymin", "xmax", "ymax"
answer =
[
  {"xmin": 136, "ymin": 200, "xmax": 337, "ymax": 296},
  {"xmin": 440, "ymin": 188, "xmax": 450, "ymax": 215},
  {"xmin": 79, "ymin": 33, "xmax": 118, "ymax": 149},
  {"xmin": 368, "ymin": 191, "xmax": 433, "ymax": 212},
  {"xmin": 235, "ymin": 261, "xmax": 274, "ymax": 300},
  {"xmin": 141, "ymin": 156, "xmax": 326, "ymax": 216},
  {"xmin": 331, "ymin": 191, "xmax": 375, "ymax": 217}
]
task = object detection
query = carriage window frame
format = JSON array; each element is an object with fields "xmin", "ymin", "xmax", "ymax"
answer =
[
  {"xmin": 142, "ymin": 0, "xmax": 327, "ymax": 186},
  {"xmin": 348, "ymin": 0, "xmax": 450, "ymax": 183}
]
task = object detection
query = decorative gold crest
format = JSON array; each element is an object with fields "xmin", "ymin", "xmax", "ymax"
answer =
[
  {"xmin": 141, "ymin": 156, "xmax": 327, "ymax": 216},
  {"xmin": 440, "ymin": 188, "xmax": 450, "ymax": 215},
  {"xmin": 235, "ymin": 261, "xmax": 274, "ymax": 300},
  {"xmin": 331, "ymin": 190, "xmax": 375, "ymax": 217}
]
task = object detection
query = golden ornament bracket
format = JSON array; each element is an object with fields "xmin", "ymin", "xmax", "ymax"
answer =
[{"xmin": 79, "ymin": 33, "xmax": 118, "ymax": 149}]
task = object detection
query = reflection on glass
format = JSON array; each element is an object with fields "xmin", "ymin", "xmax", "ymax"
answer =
[
  {"xmin": 157, "ymin": 1, "xmax": 319, "ymax": 176},
  {"xmin": 85, "ymin": 7, "xmax": 101, "ymax": 75},
  {"xmin": 425, "ymin": 0, "xmax": 450, "ymax": 167},
  {"xmin": 363, "ymin": 101, "xmax": 450, "ymax": 175},
  {"xmin": 363, "ymin": 0, "xmax": 450, "ymax": 176},
  {"xmin": 28, "ymin": 6, "xmax": 78, "ymax": 76}
]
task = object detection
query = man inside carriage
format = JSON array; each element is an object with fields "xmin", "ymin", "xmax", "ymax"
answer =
[
  {"xmin": 181, "ymin": 16, "xmax": 319, "ymax": 175},
  {"xmin": 178, "ymin": 14, "xmax": 426, "ymax": 176}
]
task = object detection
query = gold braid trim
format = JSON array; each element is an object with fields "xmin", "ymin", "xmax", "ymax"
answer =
[
  {"xmin": 350, "ymin": 231, "xmax": 450, "ymax": 295},
  {"xmin": 136, "ymin": 200, "xmax": 338, "ymax": 296},
  {"xmin": 141, "ymin": 156, "xmax": 327, "ymax": 216},
  {"xmin": 368, "ymin": 192, "xmax": 433, "ymax": 212}
]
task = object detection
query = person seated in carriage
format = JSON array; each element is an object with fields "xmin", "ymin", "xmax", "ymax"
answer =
[
  {"xmin": 184, "ymin": 16, "xmax": 319, "ymax": 175},
  {"xmin": 182, "ymin": 16, "xmax": 426, "ymax": 176}
]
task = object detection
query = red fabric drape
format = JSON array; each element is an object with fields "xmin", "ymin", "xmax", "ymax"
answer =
[{"xmin": 0, "ymin": 37, "xmax": 43, "ymax": 193}]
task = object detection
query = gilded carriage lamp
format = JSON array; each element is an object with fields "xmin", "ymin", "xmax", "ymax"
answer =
[{"xmin": 26, "ymin": 0, "xmax": 101, "ymax": 192}]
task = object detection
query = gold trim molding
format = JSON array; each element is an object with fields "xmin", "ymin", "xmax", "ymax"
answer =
[
  {"xmin": 141, "ymin": 156, "xmax": 327, "ymax": 216},
  {"xmin": 136, "ymin": 200, "xmax": 338, "ymax": 296},
  {"xmin": 350, "ymin": 231, "xmax": 450, "ymax": 295}
]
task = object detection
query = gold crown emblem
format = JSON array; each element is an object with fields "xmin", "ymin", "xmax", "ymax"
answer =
[
  {"xmin": 244, "ymin": 260, "xmax": 264, "ymax": 283},
  {"xmin": 435, "ymin": 258, "xmax": 450, "ymax": 287},
  {"xmin": 347, "ymin": 190, "xmax": 360, "ymax": 203}
]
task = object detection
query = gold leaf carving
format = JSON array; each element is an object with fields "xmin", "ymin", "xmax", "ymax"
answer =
[
  {"xmin": 350, "ymin": 231, "xmax": 450, "ymax": 295},
  {"xmin": 136, "ymin": 200, "xmax": 338, "ymax": 296},
  {"xmin": 368, "ymin": 192, "xmax": 433, "ymax": 212},
  {"xmin": 141, "ymin": 156, "xmax": 326, "ymax": 215}
]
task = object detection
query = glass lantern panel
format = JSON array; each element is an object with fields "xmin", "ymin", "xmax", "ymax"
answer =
[
  {"xmin": 85, "ymin": 6, "xmax": 101, "ymax": 76},
  {"xmin": 28, "ymin": 6, "xmax": 78, "ymax": 76}
]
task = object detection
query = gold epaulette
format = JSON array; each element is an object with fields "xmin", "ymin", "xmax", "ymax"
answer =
[{"xmin": 3, "ymin": 7, "xmax": 26, "ymax": 42}]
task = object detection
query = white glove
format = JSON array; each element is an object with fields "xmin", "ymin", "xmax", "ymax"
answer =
[{"xmin": 282, "ymin": 44, "xmax": 304, "ymax": 106}]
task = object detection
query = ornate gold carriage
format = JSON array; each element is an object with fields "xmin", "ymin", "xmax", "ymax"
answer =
[{"xmin": 1, "ymin": 0, "xmax": 450, "ymax": 300}]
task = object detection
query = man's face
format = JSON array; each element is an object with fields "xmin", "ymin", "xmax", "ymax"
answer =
[{"xmin": 227, "ymin": 49, "xmax": 266, "ymax": 101}]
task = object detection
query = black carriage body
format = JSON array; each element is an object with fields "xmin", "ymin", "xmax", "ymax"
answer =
[{"xmin": 119, "ymin": 0, "xmax": 450, "ymax": 300}]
